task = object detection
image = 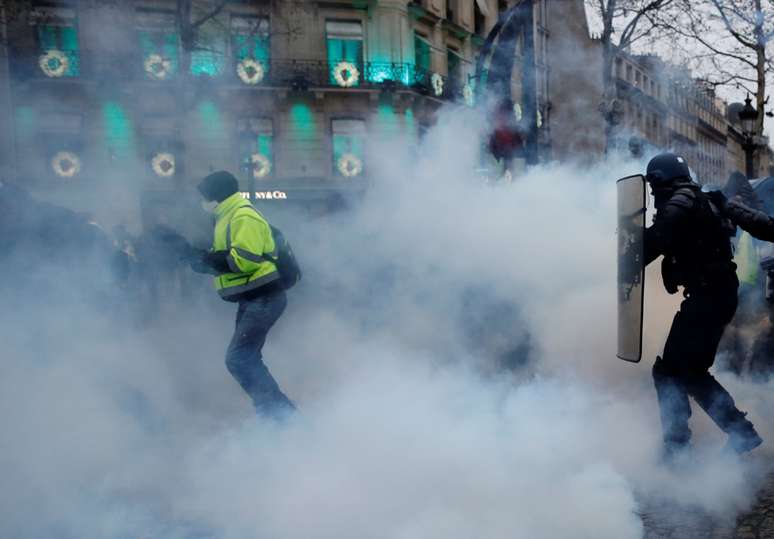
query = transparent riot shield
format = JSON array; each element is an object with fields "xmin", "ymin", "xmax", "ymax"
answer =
[{"xmin": 617, "ymin": 175, "xmax": 646, "ymax": 362}]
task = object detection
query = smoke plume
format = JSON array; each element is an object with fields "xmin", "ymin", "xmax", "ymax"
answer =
[{"xmin": 0, "ymin": 104, "xmax": 771, "ymax": 539}]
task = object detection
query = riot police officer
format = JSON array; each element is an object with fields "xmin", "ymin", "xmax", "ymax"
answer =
[{"xmin": 643, "ymin": 153, "xmax": 762, "ymax": 458}]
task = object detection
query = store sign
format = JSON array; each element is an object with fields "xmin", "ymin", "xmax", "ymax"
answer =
[{"xmin": 240, "ymin": 190, "xmax": 288, "ymax": 200}]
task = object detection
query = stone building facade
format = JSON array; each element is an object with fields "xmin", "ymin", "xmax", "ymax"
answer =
[
  {"xmin": 7, "ymin": 0, "xmax": 768, "ymax": 229},
  {"xmin": 611, "ymin": 50, "xmax": 771, "ymax": 186},
  {"xmin": 1, "ymin": 0, "xmax": 605, "ymax": 227},
  {"xmin": 0, "ymin": 0, "xmax": 511, "ymax": 227}
]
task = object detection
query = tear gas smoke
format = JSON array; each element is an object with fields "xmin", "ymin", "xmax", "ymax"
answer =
[{"xmin": 0, "ymin": 106, "xmax": 771, "ymax": 539}]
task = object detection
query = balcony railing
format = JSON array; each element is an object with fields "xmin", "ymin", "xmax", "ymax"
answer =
[{"xmin": 9, "ymin": 48, "xmax": 470, "ymax": 102}]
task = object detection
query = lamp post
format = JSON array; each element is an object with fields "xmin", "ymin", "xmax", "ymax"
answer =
[{"xmin": 738, "ymin": 96, "xmax": 759, "ymax": 180}]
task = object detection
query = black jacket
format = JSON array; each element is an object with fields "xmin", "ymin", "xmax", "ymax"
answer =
[
  {"xmin": 723, "ymin": 199, "xmax": 774, "ymax": 242},
  {"xmin": 644, "ymin": 185, "xmax": 736, "ymax": 292}
]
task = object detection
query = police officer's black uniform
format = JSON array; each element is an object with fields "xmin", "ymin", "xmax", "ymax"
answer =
[{"xmin": 643, "ymin": 153, "xmax": 762, "ymax": 456}]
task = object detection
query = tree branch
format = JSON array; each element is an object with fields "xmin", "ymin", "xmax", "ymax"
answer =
[
  {"xmin": 191, "ymin": 0, "xmax": 228, "ymax": 30},
  {"xmin": 658, "ymin": 7, "xmax": 758, "ymax": 68},
  {"xmin": 618, "ymin": 0, "xmax": 672, "ymax": 48},
  {"xmin": 709, "ymin": 0, "xmax": 758, "ymax": 49}
]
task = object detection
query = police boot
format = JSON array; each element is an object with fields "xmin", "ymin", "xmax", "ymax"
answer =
[
  {"xmin": 652, "ymin": 357, "xmax": 692, "ymax": 457},
  {"xmin": 724, "ymin": 413, "xmax": 763, "ymax": 455}
]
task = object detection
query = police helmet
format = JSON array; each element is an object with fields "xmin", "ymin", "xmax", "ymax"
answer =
[{"xmin": 645, "ymin": 153, "xmax": 692, "ymax": 186}]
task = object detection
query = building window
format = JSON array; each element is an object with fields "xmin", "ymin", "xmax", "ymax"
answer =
[
  {"xmin": 190, "ymin": 19, "xmax": 227, "ymax": 77},
  {"xmin": 34, "ymin": 6, "xmax": 80, "ymax": 78},
  {"xmin": 447, "ymin": 47, "xmax": 463, "ymax": 86},
  {"xmin": 140, "ymin": 115, "xmax": 180, "ymax": 179},
  {"xmin": 238, "ymin": 118, "xmax": 274, "ymax": 180},
  {"xmin": 415, "ymin": 33, "xmax": 431, "ymax": 74},
  {"xmin": 331, "ymin": 119, "xmax": 365, "ymax": 178},
  {"xmin": 137, "ymin": 9, "xmax": 179, "ymax": 81},
  {"xmin": 36, "ymin": 111, "xmax": 84, "ymax": 180},
  {"xmin": 326, "ymin": 21, "xmax": 363, "ymax": 87},
  {"xmin": 232, "ymin": 16, "xmax": 270, "ymax": 63},
  {"xmin": 232, "ymin": 16, "xmax": 270, "ymax": 84}
]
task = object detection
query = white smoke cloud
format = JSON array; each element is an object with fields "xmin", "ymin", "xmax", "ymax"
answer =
[{"xmin": 0, "ymin": 104, "xmax": 770, "ymax": 539}]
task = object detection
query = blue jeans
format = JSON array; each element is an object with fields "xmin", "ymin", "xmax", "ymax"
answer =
[{"xmin": 225, "ymin": 289, "xmax": 294, "ymax": 416}]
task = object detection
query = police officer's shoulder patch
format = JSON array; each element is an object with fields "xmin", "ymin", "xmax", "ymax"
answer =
[{"xmin": 667, "ymin": 187, "xmax": 696, "ymax": 210}]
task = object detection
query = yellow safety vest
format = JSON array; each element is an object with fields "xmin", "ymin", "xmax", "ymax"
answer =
[
  {"xmin": 211, "ymin": 193, "xmax": 279, "ymax": 300},
  {"xmin": 734, "ymin": 231, "xmax": 759, "ymax": 286}
]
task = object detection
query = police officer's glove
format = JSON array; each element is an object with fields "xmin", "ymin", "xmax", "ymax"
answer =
[{"xmin": 707, "ymin": 190, "xmax": 728, "ymax": 212}]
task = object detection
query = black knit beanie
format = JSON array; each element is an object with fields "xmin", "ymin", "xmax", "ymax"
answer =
[{"xmin": 198, "ymin": 170, "xmax": 239, "ymax": 202}]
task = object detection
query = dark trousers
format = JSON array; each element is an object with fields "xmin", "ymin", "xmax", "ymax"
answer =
[
  {"xmin": 653, "ymin": 281, "xmax": 757, "ymax": 452},
  {"xmin": 225, "ymin": 288, "xmax": 294, "ymax": 416}
]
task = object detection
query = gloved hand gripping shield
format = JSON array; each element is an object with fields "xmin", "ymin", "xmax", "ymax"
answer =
[{"xmin": 617, "ymin": 174, "xmax": 646, "ymax": 362}]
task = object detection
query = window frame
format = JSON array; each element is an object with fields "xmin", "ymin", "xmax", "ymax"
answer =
[
  {"xmin": 237, "ymin": 116, "xmax": 276, "ymax": 180},
  {"xmin": 330, "ymin": 117, "xmax": 366, "ymax": 178}
]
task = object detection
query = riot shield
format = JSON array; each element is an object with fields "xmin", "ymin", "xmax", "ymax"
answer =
[{"xmin": 617, "ymin": 175, "xmax": 646, "ymax": 362}]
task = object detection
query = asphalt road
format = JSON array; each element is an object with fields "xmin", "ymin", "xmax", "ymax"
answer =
[{"xmin": 641, "ymin": 456, "xmax": 774, "ymax": 538}]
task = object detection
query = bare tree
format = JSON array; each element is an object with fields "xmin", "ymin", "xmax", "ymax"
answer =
[
  {"xmin": 176, "ymin": 0, "xmax": 312, "ymax": 76},
  {"xmin": 657, "ymin": 0, "xmax": 774, "ymax": 138},
  {"xmin": 586, "ymin": 0, "xmax": 674, "ymax": 151},
  {"xmin": 176, "ymin": 0, "xmax": 228, "ymax": 76}
]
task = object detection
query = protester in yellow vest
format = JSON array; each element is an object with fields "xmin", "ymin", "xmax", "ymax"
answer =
[{"xmin": 191, "ymin": 171, "xmax": 294, "ymax": 417}]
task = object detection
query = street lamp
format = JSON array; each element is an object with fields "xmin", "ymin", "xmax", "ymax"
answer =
[{"xmin": 738, "ymin": 96, "xmax": 759, "ymax": 179}]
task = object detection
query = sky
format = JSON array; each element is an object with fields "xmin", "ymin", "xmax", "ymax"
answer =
[{"xmin": 583, "ymin": 1, "xmax": 774, "ymax": 137}]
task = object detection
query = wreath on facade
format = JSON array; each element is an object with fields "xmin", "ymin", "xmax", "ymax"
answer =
[
  {"xmin": 144, "ymin": 53, "xmax": 173, "ymax": 80},
  {"xmin": 333, "ymin": 61, "xmax": 360, "ymax": 88},
  {"xmin": 151, "ymin": 152, "xmax": 175, "ymax": 177},
  {"xmin": 337, "ymin": 153, "xmax": 363, "ymax": 177},
  {"xmin": 431, "ymin": 73, "xmax": 444, "ymax": 96},
  {"xmin": 52, "ymin": 151, "xmax": 81, "ymax": 178},
  {"xmin": 237, "ymin": 58, "xmax": 265, "ymax": 85},
  {"xmin": 251, "ymin": 153, "xmax": 271, "ymax": 178},
  {"xmin": 463, "ymin": 83, "xmax": 474, "ymax": 107},
  {"xmin": 39, "ymin": 49, "xmax": 69, "ymax": 78}
]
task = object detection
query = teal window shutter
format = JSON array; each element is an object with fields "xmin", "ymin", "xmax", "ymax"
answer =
[
  {"xmin": 162, "ymin": 33, "xmax": 179, "ymax": 72},
  {"xmin": 257, "ymin": 134, "xmax": 273, "ymax": 164},
  {"xmin": 253, "ymin": 36, "xmax": 270, "ymax": 62}
]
